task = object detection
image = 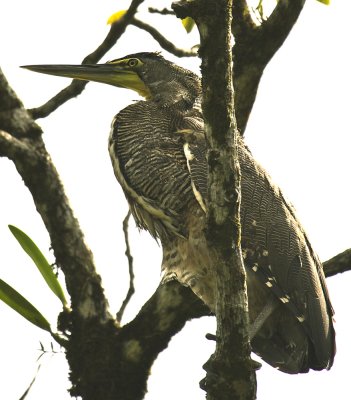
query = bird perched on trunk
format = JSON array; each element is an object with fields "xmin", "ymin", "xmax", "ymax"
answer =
[{"xmin": 23, "ymin": 52, "xmax": 335, "ymax": 374}]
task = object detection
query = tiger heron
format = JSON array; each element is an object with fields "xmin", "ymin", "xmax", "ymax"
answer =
[{"xmin": 22, "ymin": 52, "xmax": 335, "ymax": 373}]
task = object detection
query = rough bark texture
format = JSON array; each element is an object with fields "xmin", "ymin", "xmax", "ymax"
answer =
[
  {"xmin": 0, "ymin": 68, "xmax": 210, "ymax": 400},
  {"xmin": 0, "ymin": 69, "xmax": 108, "ymax": 319},
  {"xmin": 66, "ymin": 282, "xmax": 209, "ymax": 400},
  {"xmin": 173, "ymin": 0, "xmax": 256, "ymax": 398}
]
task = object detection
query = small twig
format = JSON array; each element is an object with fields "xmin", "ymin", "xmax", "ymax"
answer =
[
  {"xmin": 37, "ymin": 340, "xmax": 64, "ymax": 362},
  {"xmin": 324, "ymin": 248, "xmax": 351, "ymax": 278},
  {"xmin": 205, "ymin": 333, "xmax": 217, "ymax": 341},
  {"xmin": 131, "ymin": 18, "xmax": 197, "ymax": 58},
  {"xmin": 28, "ymin": 0, "xmax": 145, "ymax": 120},
  {"xmin": 28, "ymin": 81, "xmax": 87, "ymax": 120},
  {"xmin": 148, "ymin": 7, "xmax": 175, "ymax": 15},
  {"xmin": 19, "ymin": 364, "xmax": 42, "ymax": 400},
  {"xmin": 116, "ymin": 210, "xmax": 135, "ymax": 323}
]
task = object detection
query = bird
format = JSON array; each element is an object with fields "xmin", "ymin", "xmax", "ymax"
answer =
[{"xmin": 22, "ymin": 52, "xmax": 335, "ymax": 374}]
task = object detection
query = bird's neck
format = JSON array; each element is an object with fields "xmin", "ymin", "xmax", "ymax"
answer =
[{"xmin": 148, "ymin": 73, "xmax": 201, "ymax": 111}]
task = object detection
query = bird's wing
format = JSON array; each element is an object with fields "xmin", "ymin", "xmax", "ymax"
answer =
[
  {"xmin": 182, "ymin": 127, "xmax": 334, "ymax": 368},
  {"xmin": 239, "ymin": 139, "xmax": 335, "ymax": 368}
]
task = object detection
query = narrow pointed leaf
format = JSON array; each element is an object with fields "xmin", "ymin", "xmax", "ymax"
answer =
[
  {"xmin": 107, "ymin": 10, "xmax": 127, "ymax": 25},
  {"xmin": 8, "ymin": 225, "xmax": 67, "ymax": 306},
  {"xmin": 317, "ymin": 0, "xmax": 330, "ymax": 4},
  {"xmin": 181, "ymin": 17, "xmax": 195, "ymax": 33},
  {"xmin": 0, "ymin": 279, "xmax": 51, "ymax": 332}
]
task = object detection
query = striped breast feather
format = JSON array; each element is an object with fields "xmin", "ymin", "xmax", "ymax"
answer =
[{"xmin": 109, "ymin": 101, "xmax": 195, "ymax": 238}]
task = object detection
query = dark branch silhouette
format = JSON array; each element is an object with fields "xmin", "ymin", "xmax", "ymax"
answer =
[
  {"xmin": 0, "ymin": 69, "xmax": 109, "ymax": 320},
  {"xmin": 131, "ymin": 18, "xmax": 197, "ymax": 57},
  {"xmin": 148, "ymin": 7, "xmax": 175, "ymax": 15},
  {"xmin": 324, "ymin": 249, "xmax": 351, "ymax": 278},
  {"xmin": 29, "ymin": 0, "xmax": 146, "ymax": 120}
]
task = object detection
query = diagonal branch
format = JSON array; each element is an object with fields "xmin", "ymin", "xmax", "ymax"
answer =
[
  {"xmin": 131, "ymin": 18, "xmax": 197, "ymax": 57},
  {"xmin": 324, "ymin": 249, "xmax": 351, "ymax": 278},
  {"xmin": 0, "ymin": 68, "xmax": 110, "ymax": 320},
  {"xmin": 257, "ymin": 0, "xmax": 306, "ymax": 66},
  {"xmin": 231, "ymin": 0, "xmax": 306, "ymax": 134},
  {"xmin": 29, "ymin": 0, "xmax": 145, "ymax": 120}
]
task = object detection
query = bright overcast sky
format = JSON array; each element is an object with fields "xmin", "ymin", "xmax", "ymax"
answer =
[{"xmin": 1, "ymin": 1, "xmax": 351, "ymax": 399}]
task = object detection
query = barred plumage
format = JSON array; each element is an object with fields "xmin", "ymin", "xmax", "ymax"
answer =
[
  {"xmin": 24, "ymin": 52, "xmax": 335, "ymax": 374},
  {"xmin": 107, "ymin": 53, "xmax": 335, "ymax": 373}
]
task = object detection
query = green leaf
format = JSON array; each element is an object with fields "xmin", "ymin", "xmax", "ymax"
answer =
[
  {"xmin": 8, "ymin": 225, "xmax": 67, "ymax": 306},
  {"xmin": 317, "ymin": 0, "xmax": 330, "ymax": 4},
  {"xmin": 182, "ymin": 17, "xmax": 195, "ymax": 33},
  {"xmin": 0, "ymin": 279, "xmax": 51, "ymax": 332}
]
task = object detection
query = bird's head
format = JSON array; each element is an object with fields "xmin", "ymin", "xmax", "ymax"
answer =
[{"xmin": 22, "ymin": 52, "xmax": 200, "ymax": 108}]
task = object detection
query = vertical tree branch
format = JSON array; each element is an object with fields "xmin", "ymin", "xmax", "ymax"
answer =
[{"xmin": 173, "ymin": 1, "xmax": 256, "ymax": 398}]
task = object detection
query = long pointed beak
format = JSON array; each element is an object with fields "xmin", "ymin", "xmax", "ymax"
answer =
[{"xmin": 21, "ymin": 63, "xmax": 151, "ymax": 98}]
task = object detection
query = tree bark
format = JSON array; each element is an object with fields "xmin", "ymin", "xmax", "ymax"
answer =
[{"xmin": 173, "ymin": 0, "xmax": 256, "ymax": 398}]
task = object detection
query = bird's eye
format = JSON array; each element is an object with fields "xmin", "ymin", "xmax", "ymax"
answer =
[{"xmin": 128, "ymin": 58, "xmax": 139, "ymax": 67}]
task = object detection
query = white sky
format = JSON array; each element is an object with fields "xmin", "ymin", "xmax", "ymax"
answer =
[{"xmin": 1, "ymin": 0, "xmax": 351, "ymax": 399}]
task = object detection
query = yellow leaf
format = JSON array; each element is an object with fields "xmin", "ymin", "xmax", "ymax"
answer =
[
  {"xmin": 107, "ymin": 10, "xmax": 127, "ymax": 25},
  {"xmin": 182, "ymin": 17, "xmax": 195, "ymax": 33},
  {"xmin": 317, "ymin": 0, "xmax": 330, "ymax": 4}
]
